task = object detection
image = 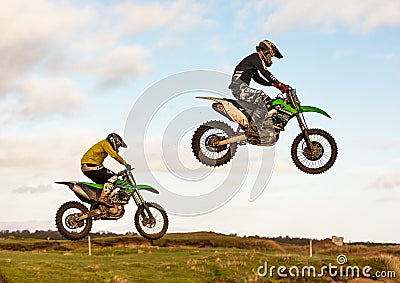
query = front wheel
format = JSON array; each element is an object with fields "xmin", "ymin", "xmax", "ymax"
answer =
[
  {"xmin": 291, "ymin": 128, "xmax": 338, "ymax": 174},
  {"xmin": 55, "ymin": 201, "xmax": 92, "ymax": 241},
  {"xmin": 135, "ymin": 202, "xmax": 168, "ymax": 240}
]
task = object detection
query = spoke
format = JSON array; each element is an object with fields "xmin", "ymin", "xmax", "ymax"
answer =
[
  {"xmin": 199, "ymin": 128, "xmax": 230, "ymax": 160},
  {"xmin": 63, "ymin": 208, "xmax": 86, "ymax": 234},
  {"xmin": 140, "ymin": 207, "xmax": 165, "ymax": 235}
]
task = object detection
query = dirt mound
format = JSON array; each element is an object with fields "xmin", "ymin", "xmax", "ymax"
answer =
[
  {"xmin": 312, "ymin": 239, "xmax": 379, "ymax": 256},
  {"xmin": 153, "ymin": 232, "xmax": 286, "ymax": 251}
]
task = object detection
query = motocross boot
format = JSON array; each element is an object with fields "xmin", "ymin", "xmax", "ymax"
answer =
[
  {"xmin": 98, "ymin": 182, "xmax": 114, "ymax": 207},
  {"xmin": 251, "ymin": 107, "xmax": 276, "ymax": 145}
]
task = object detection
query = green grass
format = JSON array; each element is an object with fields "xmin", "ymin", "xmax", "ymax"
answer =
[
  {"xmin": 0, "ymin": 247, "xmax": 392, "ymax": 283},
  {"xmin": 2, "ymin": 247, "xmax": 257, "ymax": 283},
  {"xmin": 0, "ymin": 234, "xmax": 397, "ymax": 283}
]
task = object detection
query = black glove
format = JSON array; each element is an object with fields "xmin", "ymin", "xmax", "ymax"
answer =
[{"xmin": 125, "ymin": 163, "xmax": 133, "ymax": 171}]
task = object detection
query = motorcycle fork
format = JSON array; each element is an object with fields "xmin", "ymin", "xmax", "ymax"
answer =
[
  {"xmin": 296, "ymin": 113, "xmax": 313, "ymax": 149},
  {"xmin": 128, "ymin": 172, "xmax": 154, "ymax": 220},
  {"xmin": 132, "ymin": 189, "xmax": 154, "ymax": 219}
]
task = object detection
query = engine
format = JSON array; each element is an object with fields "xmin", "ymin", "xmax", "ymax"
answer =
[
  {"xmin": 105, "ymin": 204, "xmax": 125, "ymax": 218},
  {"xmin": 272, "ymin": 106, "xmax": 293, "ymax": 130},
  {"xmin": 100, "ymin": 189, "xmax": 130, "ymax": 219},
  {"xmin": 109, "ymin": 189, "xmax": 130, "ymax": 204}
]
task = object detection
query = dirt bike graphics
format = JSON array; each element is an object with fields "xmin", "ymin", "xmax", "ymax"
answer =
[
  {"xmin": 55, "ymin": 165, "xmax": 168, "ymax": 241},
  {"xmin": 192, "ymin": 88, "xmax": 337, "ymax": 174}
]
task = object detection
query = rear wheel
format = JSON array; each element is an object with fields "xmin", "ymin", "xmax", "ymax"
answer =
[
  {"xmin": 291, "ymin": 128, "xmax": 337, "ymax": 174},
  {"xmin": 135, "ymin": 203, "xmax": 168, "ymax": 240},
  {"xmin": 55, "ymin": 201, "xmax": 92, "ymax": 241},
  {"xmin": 192, "ymin": 120, "xmax": 237, "ymax": 167}
]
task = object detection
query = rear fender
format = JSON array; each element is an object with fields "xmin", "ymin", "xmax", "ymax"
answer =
[
  {"xmin": 197, "ymin": 96, "xmax": 249, "ymax": 127},
  {"xmin": 55, "ymin": 181, "xmax": 75, "ymax": 188},
  {"xmin": 54, "ymin": 181, "xmax": 94, "ymax": 203}
]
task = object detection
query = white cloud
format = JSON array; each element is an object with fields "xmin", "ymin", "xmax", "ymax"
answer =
[
  {"xmin": 370, "ymin": 172, "xmax": 400, "ymax": 189},
  {"xmin": 379, "ymin": 140, "xmax": 400, "ymax": 150},
  {"xmin": 13, "ymin": 184, "xmax": 54, "ymax": 194},
  {"xmin": 70, "ymin": 0, "xmax": 212, "ymax": 55},
  {"xmin": 376, "ymin": 196, "xmax": 400, "ymax": 203},
  {"xmin": 0, "ymin": 132, "xmax": 99, "ymax": 174},
  {"xmin": 79, "ymin": 45, "xmax": 151, "ymax": 88},
  {"xmin": 0, "ymin": 0, "xmax": 92, "ymax": 48},
  {"xmin": 0, "ymin": 0, "xmax": 93, "ymax": 95},
  {"xmin": 12, "ymin": 77, "xmax": 85, "ymax": 118},
  {"xmin": 376, "ymin": 53, "xmax": 398, "ymax": 61},
  {"xmin": 351, "ymin": 140, "xmax": 400, "ymax": 152},
  {"xmin": 156, "ymin": 37, "xmax": 184, "ymax": 49},
  {"xmin": 257, "ymin": 0, "xmax": 400, "ymax": 33},
  {"xmin": 0, "ymin": 0, "xmax": 212, "ymax": 122},
  {"xmin": 110, "ymin": 0, "xmax": 211, "ymax": 34}
]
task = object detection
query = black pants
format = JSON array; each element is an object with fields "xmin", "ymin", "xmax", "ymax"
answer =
[{"xmin": 82, "ymin": 167, "xmax": 116, "ymax": 184}]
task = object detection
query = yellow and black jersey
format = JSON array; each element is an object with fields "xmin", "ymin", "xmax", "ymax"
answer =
[{"xmin": 81, "ymin": 139, "xmax": 125, "ymax": 165}]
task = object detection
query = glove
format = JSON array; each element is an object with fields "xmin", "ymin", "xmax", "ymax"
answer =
[
  {"xmin": 125, "ymin": 163, "xmax": 133, "ymax": 171},
  {"xmin": 273, "ymin": 82, "xmax": 287, "ymax": 93}
]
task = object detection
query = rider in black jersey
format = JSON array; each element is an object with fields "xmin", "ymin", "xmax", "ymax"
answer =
[{"xmin": 229, "ymin": 39, "xmax": 287, "ymax": 138}]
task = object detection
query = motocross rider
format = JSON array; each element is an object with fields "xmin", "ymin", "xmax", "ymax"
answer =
[
  {"xmin": 229, "ymin": 39, "xmax": 288, "ymax": 137},
  {"xmin": 81, "ymin": 133, "xmax": 128, "ymax": 206}
]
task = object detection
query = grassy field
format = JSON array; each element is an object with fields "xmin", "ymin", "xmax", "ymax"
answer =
[{"xmin": 0, "ymin": 232, "xmax": 399, "ymax": 283}]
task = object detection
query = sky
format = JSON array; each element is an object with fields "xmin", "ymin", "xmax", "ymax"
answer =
[{"xmin": 1, "ymin": 0, "xmax": 400, "ymax": 243}]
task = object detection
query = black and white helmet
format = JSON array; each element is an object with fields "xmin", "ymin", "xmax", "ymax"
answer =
[
  {"xmin": 106, "ymin": 133, "xmax": 127, "ymax": 151},
  {"xmin": 256, "ymin": 39, "xmax": 283, "ymax": 67}
]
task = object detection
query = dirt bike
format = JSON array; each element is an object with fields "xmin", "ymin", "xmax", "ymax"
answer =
[
  {"xmin": 54, "ymin": 164, "xmax": 168, "ymax": 241},
  {"xmin": 192, "ymin": 87, "xmax": 337, "ymax": 174}
]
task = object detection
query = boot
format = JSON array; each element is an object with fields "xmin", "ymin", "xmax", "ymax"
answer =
[
  {"xmin": 98, "ymin": 182, "xmax": 114, "ymax": 207},
  {"xmin": 251, "ymin": 107, "xmax": 271, "ymax": 137},
  {"xmin": 251, "ymin": 107, "xmax": 276, "ymax": 145}
]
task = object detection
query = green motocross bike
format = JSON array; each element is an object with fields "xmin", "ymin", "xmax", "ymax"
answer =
[
  {"xmin": 55, "ymin": 164, "xmax": 168, "ymax": 241},
  {"xmin": 192, "ymin": 87, "xmax": 337, "ymax": 174}
]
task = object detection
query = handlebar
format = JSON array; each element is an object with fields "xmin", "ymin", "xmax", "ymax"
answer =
[
  {"xmin": 117, "ymin": 164, "xmax": 135, "ymax": 176},
  {"xmin": 125, "ymin": 163, "xmax": 133, "ymax": 171}
]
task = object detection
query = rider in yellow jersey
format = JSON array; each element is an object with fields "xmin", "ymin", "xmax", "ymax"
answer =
[{"xmin": 81, "ymin": 133, "xmax": 128, "ymax": 206}]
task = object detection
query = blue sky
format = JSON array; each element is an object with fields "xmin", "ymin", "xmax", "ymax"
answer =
[{"xmin": 1, "ymin": 0, "xmax": 400, "ymax": 242}]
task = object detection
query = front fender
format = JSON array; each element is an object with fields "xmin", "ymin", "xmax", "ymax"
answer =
[
  {"xmin": 137, "ymin": 184, "xmax": 159, "ymax": 194},
  {"xmin": 299, "ymin": 105, "xmax": 331, "ymax": 118}
]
